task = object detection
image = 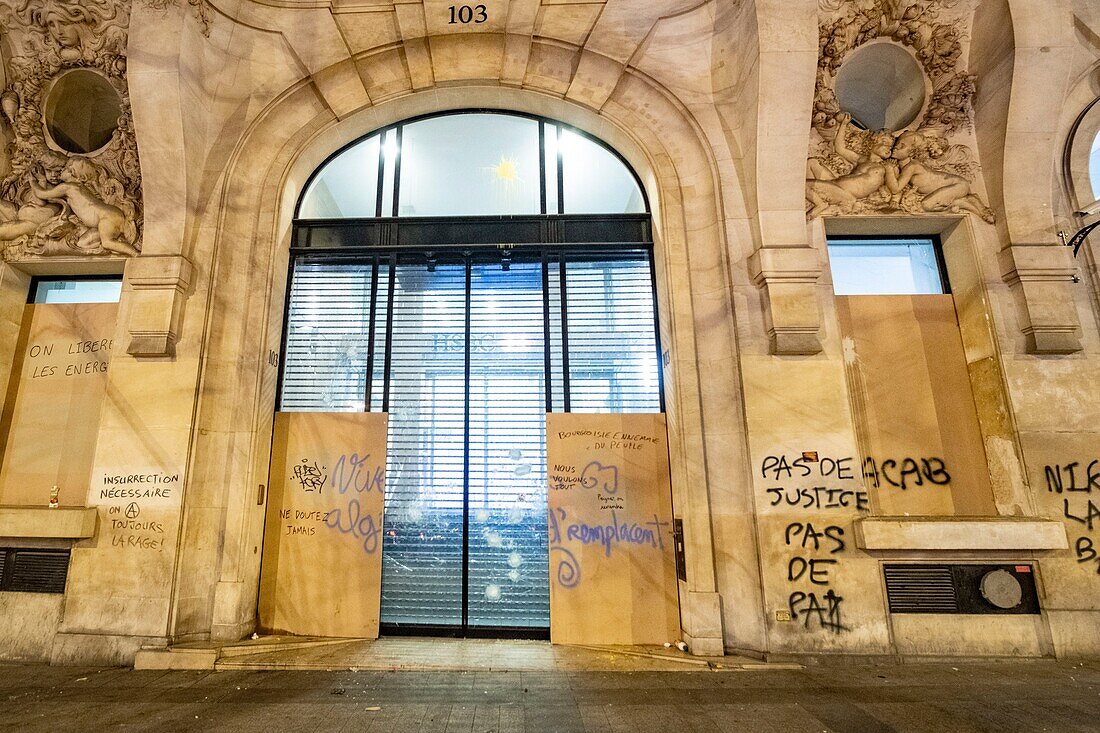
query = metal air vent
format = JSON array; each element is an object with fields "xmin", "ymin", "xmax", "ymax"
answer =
[
  {"xmin": 884, "ymin": 563, "xmax": 1040, "ymax": 615},
  {"xmin": 0, "ymin": 548, "xmax": 70, "ymax": 594},
  {"xmin": 883, "ymin": 564, "xmax": 959, "ymax": 613}
]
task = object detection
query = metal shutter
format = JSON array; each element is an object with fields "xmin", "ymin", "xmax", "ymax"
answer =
[{"xmin": 279, "ymin": 247, "xmax": 663, "ymax": 631}]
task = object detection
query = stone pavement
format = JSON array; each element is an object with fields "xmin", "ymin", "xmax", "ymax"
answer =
[{"xmin": 1, "ymin": 659, "xmax": 1099, "ymax": 732}]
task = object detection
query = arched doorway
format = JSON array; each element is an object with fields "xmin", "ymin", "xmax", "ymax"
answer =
[{"xmin": 278, "ymin": 110, "xmax": 664, "ymax": 637}]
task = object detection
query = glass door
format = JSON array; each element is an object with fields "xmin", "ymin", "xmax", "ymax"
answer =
[
  {"xmin": 380, "ymin": 255, "xmax": 550, "ymax": 633},
  {"xmin": 279, "ymin": 247, "xmax": 663, "ymax": 636}
]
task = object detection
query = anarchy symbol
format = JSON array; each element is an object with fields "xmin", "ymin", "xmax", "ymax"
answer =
[{"xmin": 125, "ymin": 502, "xmax": 140, "ymax": 519}]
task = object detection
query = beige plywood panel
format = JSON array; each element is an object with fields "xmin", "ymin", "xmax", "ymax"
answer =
[
  {"xmin": 0, "ymin": 303, "xmax": 117, "ymax": 507},
  {"xmin": 837, "ymin": 295, "xmax": 995, "ymax": 516},
  {"xmin": 546, "ymin": 413, "xmax": 679, "ymax": 645},
  {"xmin": 259, "ymin": 412, "xmax": 388, "ymax": 638}
]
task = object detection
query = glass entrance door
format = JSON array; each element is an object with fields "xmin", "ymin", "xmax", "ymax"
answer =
[
  {"xmin": 279, "ymin": 247, "xmax": 662, "ymax": 636},
  {"xmin": 382, "ymin": 256, "xmax": 550, "ymax": 632}
]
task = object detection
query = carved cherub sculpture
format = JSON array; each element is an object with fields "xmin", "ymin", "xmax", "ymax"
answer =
[
  {"xmin": 0, "ymin": 154, "xmax": 67, "ymax": 247},
  {"xmin": 807, "ymin": 113, "xmax": 895, "ymax": 217},
  {"xmin": 30, "ymin": 158, "xmax": 139, "ymax": 256},
  {"xmin": 886, "ymin": 130, "xmax": 994, "ymax": 223}
]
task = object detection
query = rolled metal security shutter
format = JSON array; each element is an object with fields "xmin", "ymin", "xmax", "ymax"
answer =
[
  {"xmin": 279, "ymin": 246, "xmax": 663, "ymax": 632},
  {"xmin": 281, "ymin": 258, "xmax": 389, "ymax": 412}
]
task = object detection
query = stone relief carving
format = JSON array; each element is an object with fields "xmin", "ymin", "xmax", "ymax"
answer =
[
  {"xmin": 0, "ymin": 0, "xmax": 142, "ymax": 259},
  {"xmin": 807, "ymin": 0, "xmax": 993, "ymax": 222},
  {"xmin": 140, "ymin": 0, "xmax": 212, "ymax": 37}
]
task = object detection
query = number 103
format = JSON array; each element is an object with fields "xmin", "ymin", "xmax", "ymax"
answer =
[{"xmin": 449, "ymin": 4, "xmax": 487, "ymax": 24}]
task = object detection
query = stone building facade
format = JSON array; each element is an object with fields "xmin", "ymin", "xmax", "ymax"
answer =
[{"xmin": 0, "ymin": 0, "xmax": 1098, "ymax": 665}]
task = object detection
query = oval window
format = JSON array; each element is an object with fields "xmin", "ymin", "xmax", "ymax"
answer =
[
  {"xmin": 835, "ymin": 43, "xmax": 926, "ymax": 131},
  {"xmin": 43, "ymin": 69, "xmax": 123, "ymax": 154}
]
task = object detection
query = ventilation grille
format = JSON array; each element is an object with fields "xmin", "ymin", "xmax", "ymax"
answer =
[
  {"xmin": 883, "ymin": 564, "xmax": 959, "ymax": 613},
  {"xmin": 883, "ymin": 563, "xmax": 1041, "ymax": 615},
  {"xmin": 1, "ymin": 549, "xmax": 70, "ymax": 594}
]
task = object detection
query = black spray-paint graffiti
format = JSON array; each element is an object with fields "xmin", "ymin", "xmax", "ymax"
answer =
[
  {"xmin": 762, "ymin": 454, "xmax": 869, "ymax": 511},
  {"xmin": 1045, "ymin": 460, "xmax": 1100, "ymax": 574},
  {"xmin": 763, "ymin": 454, "xmax": 855, "ymax": 635},
  {"xmin": 761, "ymin": 454, "xmax": 951, "ymax": 495},
  {"xmin": 861, "ymin": 457, "xmax": 950, "ymax": 490},
  {"xmin": 785, "ymin": 521, "xmax": 849, "ymax": 633},
  {"xmin": 292, "ymin": 459, "xmax": 327, "ymax": 493}
]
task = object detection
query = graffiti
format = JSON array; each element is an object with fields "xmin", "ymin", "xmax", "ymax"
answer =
[
  {"xmin": 292, "ymin": 459, "xmax": 327, "ymax": 493},
  {"xmin": 331, "ymin": 452, "xmax": 385, "ymax": 495},
  {"xmin": 278, "ymin": 508, "xmax": 327, "ymax": 537},
  {"xmin": 862, "ymin": 457, "xmax": 950, "ymax": 490},
  {"xmin": 325, "ymin": 497, "xmax": 381, "ymax": 554},
  {"xmin": 762, "ymin": 453, "xmax": 950, "ymax": 494},
  {"xmin": 580, "ymin": 461, "xmax": 619, "ymax": 494},
  {"xmin": 551, "ymin": 545, "xmax": 580, "ymax": 588},
  {"xmin": 1075, "ymin": 537, "xmax": 1100, "ymax": 574},
  {"xmin": 765, "ymin": 454, "xmax": 854, "ymax": 635},
  {"xmin": 549, "ymin": 505, "xmax": 667, "ymax": 558},
  {"xmin": 785, "ymin": 522, "xmax": 845, "ymax": 553},
  {"xmin": 761, "ymin": 454, "xmax": 855, "ymax": 480},
  {"xmin": 766, "ymin": 486, "xmax": 868, "ymax": 511},
  {"xmin": 1046, "ymin": 460, "xmax": 1100, "ymax": 577},
  {"xmin": 789, "ymin": 590, "xmax": 848, "ymax": 633}
]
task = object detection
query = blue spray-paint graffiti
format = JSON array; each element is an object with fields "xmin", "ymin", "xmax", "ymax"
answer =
[
  {"xmin": 565, "ymin": 510, "xmax": 668, "ymax": 556},
  {"xmin": 580, "ymin": 461, "xmax": 619, "ymax": 495},
  {"xmin": 331, "ymin": 452, "xmax": 386, "ymax": 495},
  {"xmin": 325, "ymin": 497, "xmax": 381, "ymax": 554},
  {"xmin": 325, "ymin": 453, "xmax": 385, "ymax": 554},
  {"xmin": 548, "ymin": 508, "xmax": 581, "ymax": 587},
  {"xmin": 548, "ymin": 505, "xmax": 670, "ymax": 588}
]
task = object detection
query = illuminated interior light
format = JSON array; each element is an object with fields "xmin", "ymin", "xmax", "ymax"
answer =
[{"xmin": 493, "ymin": 156, "xmax": 519, "ymax": 182}]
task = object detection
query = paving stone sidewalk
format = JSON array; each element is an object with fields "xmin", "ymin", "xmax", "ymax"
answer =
[{"xmin": 2, "ymin": 659, "xmax": 1099, "ymax": 732}]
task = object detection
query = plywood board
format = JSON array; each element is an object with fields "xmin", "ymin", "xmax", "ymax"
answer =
[
  {"xmin": 0, "ymin": 303, "xmax": 117, "ymax": 507},
  {"xmin": 837, "ymin": 295, "xmax": 995, "ymax": 516},
  {"xmin": 546, "ymin": 413, "xmax": 680, "ymax": 645},
  {"xmin": 259, "ymin": 412, "xmax": 388, "ymax": 638}
]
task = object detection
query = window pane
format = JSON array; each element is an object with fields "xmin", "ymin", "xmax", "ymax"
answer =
[
  {"xmin": 280, "ymin": 260, "xmax": 379, "ymax": 411},
  {"xmin": 560, "ymin": 129, "xmax": 645, "ymax": 214},
  {"xmin": 564, "ymin": 256, "xmax": 660, "ymax": 412},
  {"xmin": 382, "ymin": 261, "xmax": 467, "ymax": 627},
  {"xmin": 398, "ymin": 114, "xmax": 541, "ymax": 216},
  {"xmin": 299, "ymin": 135, "xmax": 381, "ymax": 219},
  {"xmin": 32, "ymin": 278, "xmax": 121, "ymax": 303},
  {"xmin": 827, "ymin": 238, "xmax": 945, "ymax": 295},
  {"xmin": 381, "ymin": 129, "xmax": 398, "ymax": 217},
  {"xmin": 544, "ymin": 123, "xmax": 559, "ymax": 215},
  {"xmin": 466, "ymin": 261, "xmax": 549, "ymax": 628},
  {"xmin": 1090, "ymin": 130, "xmax": 1100, "ymax": 201}
]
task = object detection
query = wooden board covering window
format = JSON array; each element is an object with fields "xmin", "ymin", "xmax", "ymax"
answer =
[
  {"xmin": 259, "ymin": 412, "xmax": 388, "ymax": 638},
  {"xmin": 836, "ymin": 295, "xmax": 995, "ymax": 516},
  {"xmin": 546, "ymin": 413, "xmax": 680, "ymax": 645},
  {"xmin": 0, "ymin": 303, "xmax": 117, "ymax": 507}
]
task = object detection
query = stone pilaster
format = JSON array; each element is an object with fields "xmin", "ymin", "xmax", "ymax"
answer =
[
  {"xmin": 998, "ymin": 243, "xmax": 1082, "ymax": 355},
  {"xmin": 748, "ymin": 247, "xmax": 823, "ymax": 355}
]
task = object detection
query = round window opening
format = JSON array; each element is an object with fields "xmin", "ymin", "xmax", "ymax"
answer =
[
  {"xmin": 835, "ymin": 43, "xmax": 926, "ymax": 131},
  {"xmin": 43, "ymin": 69, "xmax": 123, "ymax": 154}
]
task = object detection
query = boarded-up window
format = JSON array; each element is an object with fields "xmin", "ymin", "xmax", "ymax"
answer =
[
  {"xmin": 829, "ymin": 240, "xmax": 995, "ymax": 516},
  {"xmin": 0, "ymin": 278, "xmax": 121, "ymax": 507}
]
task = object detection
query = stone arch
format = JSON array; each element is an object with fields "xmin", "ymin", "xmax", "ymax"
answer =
[
  {"xmin": 969, "ymin": 0, "xmax": 1014, "ymax": 238},
  {"xmin": 170, "ymin": 35, "xmax": 764, "ymax": 655},
  {"xmin": 966, "ymin": 0, "xmax": 1083, "ymax": 355},
  {"xmin": 1058, "ymin": 65, "xmax": 1100, "ymax": 215},
  {"xmin": 999, "ymin": 0, "xmax": 1076, "ymax": 246}
]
